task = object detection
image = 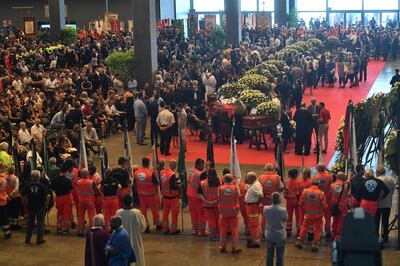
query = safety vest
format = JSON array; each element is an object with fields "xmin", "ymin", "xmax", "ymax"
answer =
[
  {"xmin": 0, "ymin": 151, "xmax": 13, "ymax": 166},
  {"xmin": 238, "ymin": 180, "xmax": 247, "ymax": 203},
  {"xmin": 301, "ymin": 185, "xmax": 325, "ymax": 219},
  {"xmin": 201, "ymin": 179, "xmax": 218, "ymax": 208},
  {"xmin": 218, "ymin": 184, "xmax": 239, "ymax": 218},
  {"xmin": 298, "ymin": 177, "xmax": 312, "ymax": 195},
  {"xmin": 5, "ymin": 174, "xmax": 20, "ymax": 198},
  {"xmin": 187, "ymin": 167, "xmax": 202, "ymax": 199},
  {"xmin": 135, "ymin": 168, "xmax": 156, "ymax": 196},
  {"xmin": 331, "ymin": 180, "xmax": 351, "ymax": 210},
  {"xmin": 77, "ymin": 179, "xmax": 95, "ymax": 200},
  {"xmin": 160, "ymin": 168, "xmax": 178, "ymax": 198},
  {"xmin": 314, "ymin": 172, "xmax": 332, "ymax": 194},
  {"xmin": 0, "ymin": 175, "xmax": 8, "ymax": 206},
  {"xmin": 259, "ymin": 172, "xmax": 281, "ymax": 197},
  {"xmin": 72, "ymin": 167, "xmax": 79, "ymax": 189},
  {"xmin": 285, "ymin": 178, "xmax": 300, "ymax": 199}
]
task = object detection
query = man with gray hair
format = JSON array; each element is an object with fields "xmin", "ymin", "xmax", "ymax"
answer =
[
  {"xmin": 263, "ymin": 192, "xmax": 288, "ymax": 266},
  {"xmin": 85, "ymin": 214, "xmax": 110, "ymax": 266},
  {"xmin": 21, "ymin": 170, "xmax": 49, "ymax": 245}
]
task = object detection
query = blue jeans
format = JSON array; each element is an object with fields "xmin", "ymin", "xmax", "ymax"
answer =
[{"xmin": 266, "ymin": 239, "xmax": 285, "ymax": 266}]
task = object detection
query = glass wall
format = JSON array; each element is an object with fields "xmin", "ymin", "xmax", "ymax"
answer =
[
  {"xmin": 193, "ymin": 0, "xmax": 224, "ymax": 12},
  {"xmin": 242, "ymin": 0, "xmax": 258, "ymax": 11},
  {"xmin": 296, "ymin": 0, "xmax": 326, "ymax": 12},
  {"xmin": 364, "ymin": 0, "xmax": 398, "ymax": 10},
  {"xmin": 328, "ymin": 0, "xmax": 362, "ymax": 10}
]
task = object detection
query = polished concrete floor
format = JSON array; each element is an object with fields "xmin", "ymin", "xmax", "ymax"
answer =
[{"xmin": 1, "ymin": 62, "xmax": 400, "ymax": 265}]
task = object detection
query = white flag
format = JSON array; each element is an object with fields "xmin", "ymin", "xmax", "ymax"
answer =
[
  {"xmin": 230, "ymin": 137, "xmax": 242, "ymax": 182},
  {"xmin": 79, "ymin": 127, "xmax": 88, "ymax": 170}
]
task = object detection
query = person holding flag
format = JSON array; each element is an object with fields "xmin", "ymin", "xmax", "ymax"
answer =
[{"xmin": 112, "ymin": 157, "xmax": 131, "ymax": 208}]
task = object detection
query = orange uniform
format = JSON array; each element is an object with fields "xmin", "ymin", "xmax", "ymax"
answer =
[
  {"xmin": 101, "ymin": 177, "xmax": 120, "ymax": 229},
  {"xmin": 298, "ymin": 177, "xmax": 312, "ymax": 226},
  {"xmin": 330, "ymin": 180, "xmax": 351, "ymax": 239},
  {"xmin": 187, "ymin": 167, "xmax": 206, "ymax": 235},
  {"xmin": 5, "ymin": 173, "xmax": 21, "ymax": 228},
  {"xmin": 77, "ymin": 178, "xmax": 96, "ymax": 234},
  {"xmin": 238, "ymin": 180, "xmax": 249, "ymax": 233},
  {"xmin": 284, "ymin": 178, "xmax": 301, "ymax": 235},
  {"xmin": 298, "ymin": 185, "xmax": 327, "ymax": 244},
  {"xmin": 314, "ymin": 171, "xmax": 333, "ymax": 233},
  {"xmin": 200, "ymin": 179, "xmax": 220, "ymax": 239},
  {"xmin": 259, "ymin": 172, "xmax": 282, "ymax": 231},
  {"xmin": 218, "ymin": 183, "xmax": 240, "ymax": 249},
  {"xmin": 72, "ymin": 167, "xmax": 80, "ymax": 216},
  {"xmin": 135, "ymin": 167, "xmax": 161, "ymax": 228},
  {"xmin": 160, "ymin": 168, "xmax": 180, "ymax": 233},
  {"xmin": 0, "ymin": 174, "xmax": 11, "ymax": 239},
  {"xmin": 90, "ymin": 174, "xmax": 103, "ymax": 214}
]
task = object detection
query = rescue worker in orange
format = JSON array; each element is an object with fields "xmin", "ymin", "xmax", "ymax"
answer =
[
  {"xmin": 313, "ymin": 163, "xmax": 333, "ymax": 237},
  {"xmin": 187, "ymin": 158, "xmax": 206, "ymax": 236},
  {"xmin": 298, "ymin": 168, "xmax": 312, "ymax": 226},
  {"xmin": 51, "ymin": 163, "xmax": 73, "ymax": 234},
  {"xmin": 160, "ymin": 159, "xmax": 181, "ymax": 235},
  {"xmin": 99, "ymin": 169, "xmax": 121, "ymax": 230},
  {"xmin": 218, "ymin": 173, "xmax": 242, "ymax": 254},
  {"xmin": 198, "ymin": 167, "xmax": 221, "ymax": 241},
  {"xmin": 295, "ymin": 178, "xmax": 327, "ymax": 251},
  {"xmin": 89, "ymin": 165, "xmax": 102, "ymax": 214},
  {"xmin": 0, "ymin": 163, "xmax": 12, "ymax": 239},
  {"xmin": 284, "ymin": 169, "xmax": 301, "ymax": 236},
  {"xmin": 244, "ymin": 172, "xmax": 263, "ymax": 248},
  {"xmin": 330, "ymin": 172, "xmax": 351, "ymax": 239},
  {"xmin": 77, "ymin": 168, "xmax": 99, "ymax": 236},
  {"xmin": 5, "ymin": 166, "xmax": 22, "ymax": 230},
  {"xmin": 356, "ymin": 168, "xmax": 389, "ymax": 217},
  {"xmin": 134, "ymin": 157, "xmax": 162, "ymax": 232},
  {"xmin": 259, "ymin": 163, "xmax": 283, "ymax": 233},
  {"xmin": 64, "ymin": 159, "xmax": 79, "ymax": 228},
  {"xmin": 238, "ymin": 174, "xmax": 249, "ymax": 235}
]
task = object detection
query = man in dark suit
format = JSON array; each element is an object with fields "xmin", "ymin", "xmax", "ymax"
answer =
[
  {"xmin": 307, "ymin": 97, "xmax": 320, "ymax": 151},
  {"xmin": 294, "ymin": 102, "xmax": 314, "ymax": 155}
]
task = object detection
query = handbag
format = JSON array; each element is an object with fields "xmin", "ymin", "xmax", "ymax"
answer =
[{"xmin": 330, "ymin": 182, "xmax": 346, "ymax": 216}]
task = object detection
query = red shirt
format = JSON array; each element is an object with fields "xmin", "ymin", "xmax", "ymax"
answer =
[{"xmin": 319, "ymin": 108, "xmax": 331, "ymax": 124}]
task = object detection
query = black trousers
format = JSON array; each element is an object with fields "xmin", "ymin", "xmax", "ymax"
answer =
[
  {"xmin": 160, "ymin": 127, "xmax": 172, "ymax": 154},
  {"xmin": 295, "ymin": 132, "xmax": 312, "ymax": 155},
  {"xmin": 26, "ymin": 208, "xmax": 45, "ymax": 243},
  {"xmin": 0, "ymin": 205, "xmax": 11, "ymax": 238},
  {"xmin": 359, "ymin": 66, "xmax": 367, "ymax": 81},
  {"xmin": 150, "ymin": 120, "xmax": 159, "ymax": 145},
  {"xmin": 375, "ymin": 207, "xmax": 391, "ymax": 239}
]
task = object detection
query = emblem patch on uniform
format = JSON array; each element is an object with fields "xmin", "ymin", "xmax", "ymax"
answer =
[
  {"xmin": 161, "ymin": 174, "xmax": 167, "ymax": 183},
  {"xmin": 0, "ymin": 181, "xmax": 3, "ymax": 186},
  {"xmin": 266, "ymin": 180, "xmax": 272, "ymax": 187},
  {"xmin": 137, "ymin": 172, "xmax": 146, "ymax": 181},
  {"xmin": 365, "ymin": 180, "xmax": 377, "ymax": 192},
  {"xmin": 309, "ymin": 192, "xmax": 316, "ymax": 199},
  {"xmin": 223, "ymin": 188, "xmax": 232, "ymax": 196},
  {"xmin": 334, "ymin": 185, "xmax": 342, "ymax": 193}
]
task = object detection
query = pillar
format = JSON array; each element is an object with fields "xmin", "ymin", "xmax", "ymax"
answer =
[
  {"xmin": 274, "ymin": 0, "xmax": 288, "ymax": 26},
  {"xmin": 132, "ymin": 0, "xmax": 158, "ymax": 87},
  {"xmin": 224, "ymin": 0, "xmax": 241, "ymax": 47},
  {"xmin": 49, "ymin": 0, "xmax": 65, "ymax": 42}
]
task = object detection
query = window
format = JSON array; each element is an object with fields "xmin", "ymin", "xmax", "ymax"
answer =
[
  {"xmin": 364, "ymin": 0, "xmax": 398, "ymax": 10},
  {"xmin": 242, "ymin": 0, "xmax": 258, "ymax": 11},
  {"xmin": 175, "ymin": 0, "xmax": 190, "ymax": 19},
  {"xmin": 298, "ymin": 12, "xmax": 326, "ymax": 26},
  {"xmin": 193, "ymin": 0, "xmax": 224, "ymax": 12},
  {"xmin": 258, "ymin": 0, "xmax": 274, "ymax": 12},
  {"xmin": 296, "ymin": 0, "xmax": 326, "ymax": 12},
  {"xmin": 328, "ymin": 0, "xmax": 362, "ymax": 11}
]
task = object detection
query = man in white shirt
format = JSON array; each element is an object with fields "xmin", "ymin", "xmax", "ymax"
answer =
[
  {"xmin": 156, "ymin": 102, "xmax": 175, "ymax": 156},
  {"xmin": 83, "ymin": 122, "xmax": 101, "ymax": 154},
  {"xmin": 18, "ymin": 122, "xmax": 32, "ymax": 145},
  {"xmin": 31, "ymin": 118, "xmax": 46, "ymax": 144},
  {"xmin": 244, "ymin": 172, "xmax": 264, "ymax": 248}
]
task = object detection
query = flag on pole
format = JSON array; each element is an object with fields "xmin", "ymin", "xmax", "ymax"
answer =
[
  {"xmin": 124, "ymin": 120, "xmax": 133, "ymax": 178},
  {"xmin": 177, "ymin": 130, "xmax": 187, "ymax": 208},
  {"xmin": 30, "ymin": 139, "xmax": 37, "ymax": 171},
  {"xmin": 230, "ymin": 119, "xmax": 242, "ymax": 182},
  {"xmin": 343, "ymin": 101, "xmax": 358, "ymax": 173},
  {"xmin": 12, "ymin": 137, "xmax": 21, "ymax": 177},
  {"xmin": 100, "ymin": 145, "xmax": 109, "ymax": 179},
  {"xmin": 42, "ymin": 137, "xmax": 49, "ymax": 175},
  {"xmin": 206, "ymin": 120, "xmax": 215, "ymax": 168},
  {"xmin": 152, "ymin": 145, "xmax": 160, "ymax": 182},
  {"xmin": 275, "ymin": 126, "xmax": 285, "ymax": 178},
  {"xmin": 79, "ymin": 125, "xmax": 88, "ymax": 170}
]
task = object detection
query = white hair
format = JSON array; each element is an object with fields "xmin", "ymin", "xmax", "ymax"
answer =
[{"xmin": 93, "ymin": 214, "xmax": 105, "ymax": 227}]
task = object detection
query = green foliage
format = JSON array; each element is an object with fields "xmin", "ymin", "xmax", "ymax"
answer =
[
  {"xmin": 208, "ymin": 26, "xmax": 226, "ymax": 51},
  {"xmin": 385, "ymin": 131, "xmax": 398, "ymax": 175},
  {"xmin": 60, "ymin": 28, "xmax": 77, "ymax": 45},
  {"xmin": 287, "ymin": 8, "xmax": 298, "ymax": 27},
  {"xmin": 105, "ymin": 49, "xmax": 135, "ymax": 84},
  {"xmin": 325, "ymin": 36, "xmax": 341, "ymax": 51},
  {"xmin": 37, "ymin": 30, "xmax": 51, "ymax": 44}
]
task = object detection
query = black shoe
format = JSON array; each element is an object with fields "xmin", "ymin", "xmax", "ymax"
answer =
[
  {"xmin": 307, "ymin": 232, "xmax": 314, "ymax": 242},
  {"xmin": 56, "ymin": 229, "xmax": 62, "ymax": 234},
  {"xmin": 137, "ymin": 142, "xmax": 148, "ymax": 145},
  {"xmin": 25, "ymin": 239, "xmax": 30, "ymax": 244},
  {"xmin": 144, "ymin": 227, "xmax": 150, "ymax": 233},
  {"xmin": 170, "ymin": 229, "xmax": 181, "ymax": 235},
  {"xmin": 156, "ymin": 225, "xmax": 162, "ymax": 231},
  {"xmin": 62, "ymin": 230, "xmax": 69, "ymax": 235},
  {"xmin": 36, "ymin": 240, "xmax": 46, "ymax": 245},
  {"xmin": 164, "ymin": 152, "xmax": 171, "ymax": 156},
  {"xmin": 246, "ymin": 242, "xmax": 260, "ymax": 248},
  {"xmin": 163, "ymin": 231, "xmax": 170, "ymax": 235},
  {"xmin": 71, "ymin": 222, "xmax": 76, "ymax": 229},
  {"xmin": 44, "ymin": 229, "xmax": 51, "ymax": 234},
  {"xmin": 5, "ymin": 234, "xmax": 11, "ymax": 240},
  {"xmin": 325, "ymin": 232, "xmax": 332, "ymax": 239}
]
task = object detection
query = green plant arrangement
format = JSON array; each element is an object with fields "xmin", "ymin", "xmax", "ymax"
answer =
[
  {"xmin": 105, "ymin": 49, "xmax": 135, "ymax": 84},
  {"xmin": 287, "ymin": 8, "xmax": 298, "ymax": 27},
  {"xmin": 265, "ymin": 59, "xmax": 287, "ymax": 72},
  {"xmin": 335, "ymin": 116, "xmax": 345, "ymax": 151},
  {"xmin": 325, "ymin": 36, "xmax": 341, "ymax": 51},
  {"xmin": 256, "ymin": 98, "xmax": 281, "ymax": 117},
  {"xmin": 219, "ymin": 83, "xmax": 248, "ymax": 98},
  {"xmin": 239, "ymin": 89, "xmax": 268, "ymax": 107},
  {"xmin": 238, "ymin": 74, "xmax": 270, "ymax": 92},
  {"xmin": 385, "ymin": 130, "xmax": 398, "ymax": 175},
  {"xmin": 208, "ymin": 26, "xmax": 226, "ymax": 52},
  {"xmin": 60, "ymin": 28, "xmax": 78, "ymax": 45},
  {"xmin": 37, "ymin": 30, "xmax": 51, "ymax": 44}
]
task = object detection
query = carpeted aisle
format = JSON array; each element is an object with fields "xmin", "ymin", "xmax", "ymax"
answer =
[{"xmin": 152, "ymin": 61, "xmax": 385, "ymax": 167}]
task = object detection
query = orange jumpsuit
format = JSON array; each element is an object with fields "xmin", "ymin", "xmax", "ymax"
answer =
[
  {"xmin": 71, "ymin": 167, "xmax": 80, "ymax": 219},
  {"xmin": 330, "ymin": 180, "xmax": 351, "ymax": 239},
  {"xmin": 101, "ymin": 177, "xmax": 119, "ymax": 229},
  {"xmin": 259, "ymin": 172, "xmax": 282, "ymax": 231},
  {"xmin": 90, "ymin": 174, "xmax": 102, "ymax": 214},
  {"xmin": 314, "ymin": 171, "xmax": 333, "ymax": 233},
  {"xmin": 135, "ymin": 167, "xmax": 161, "ymax": 228},
  {"xmin": 298, "ymin": 185, "xmax": 327, "ymax": 243},
  {"xmin": 160, "ymin": 168, "xmax": 180, "ymax": 233},
  {"xmin": 187, "ymin": 167, "xmax": 206, "ymax": 235},
  {"xmin": 200, "ymin": 179, "xmax": 220, "ymax": 239},
  {"xmin": 77, "ymin": 178, "xmax": 96, "ymax": 233},
  {"xmin": 5, "ymin": 173, "xmax": 21, "ymax": 228},
  {"xmin": 298, "ymin": 177, "xmax": 312, "ymax": 226},
  {"xmin": 218, "ymin": 183, "xmax": 240, "ymax": 249},
  {"xmin": 284, "ymin": 178, "xmax": 301, "ymax": 235},
  {"xmin": 239, "ymin": 180, "xmax": 249, "ymax": 233}
]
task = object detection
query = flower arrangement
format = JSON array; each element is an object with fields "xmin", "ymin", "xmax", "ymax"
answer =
[
  {"xmin": 238, "ymin": 74, "xmax": 270, "ymax": 92},
  {"xmin": 325, "ymin": 36, "xmax": 341, "ymax": 50},
  {"xmin": 385, "ymin": 130, "xmax": 398, "ymax": 175},
  {"xmin": 335, "ymin": 116, "xmax": 345, "ymax": 151},
  {"xmin": 239, "ymin": 89, "xmax": 268, "ymax": 107},
  {"xmin": 256, "ymin": 98, "xmax": 281, "ymax": 117},
  {"xmin": 265, "ymin": 59, "xmax": 287, "ymax": 72},
  {"xmin": 219, "ymin": 83, "xmax": 248, "ymax": 98},
  {"xmin": 262, "ymin": 63, "xmax": 281, "ymax": 78},
  {"xmin": 330, "ymin": 158, "xmax": 346, "ymax": 174}
]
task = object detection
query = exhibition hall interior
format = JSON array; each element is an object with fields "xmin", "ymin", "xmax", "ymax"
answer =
[{"xmin": 0, "ymin": 0, "xmax": 400, "ymax": 265}]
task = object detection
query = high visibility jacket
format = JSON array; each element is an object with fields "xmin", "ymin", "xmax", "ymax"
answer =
[
  {"xmin": 259, "ymin": 172, "xmax": 281, "ymax": 198},
  {"xmin": 201, "ymin": 179, "xmax": 218, "ymax": 208},
  {"xmin": 299, "ymin": 177, "xmax": 312, "ymax": 195},
  {"xmin": 300, "ymin": 185, "xmax": 327, "ymax": 219},
  {"xmin": 238, "ymin": 180, "xmax": 247, "ymax": 204},
  {"xmin": 0, "ymin": 175, "xmax": 8, "ymax": 206},
  {"xmin": 331, "ymin": 180, "xmax": 351, "ymax": 210},
  {"xmin": 72, "ymin": 167, "xmax": 79, "ymax": 189},
  {"xmin": 187, "ymin": 167, "xmax": 202, "ymax": 199},
  {"xmin": 314, "ymin": 172, "xmax": 333, "ymax": 201},
  {"xmin": 285, "ymin": 178, "xmax": 300, "ymax": 199},
  {"xmin": 5, "ymin": 174, "xmax": 20, "ymax": 198},
  {"xmin": 160, "ymin": 168, "xmax": 178, "ymax": 198},
  {"xmin": 218, "ymin": 183, "xmax": 239, "ymax": 218},
  {"xmin": 0, "ymin": 151, "xmax": 13, "ymax": 166},
  {"xmin": 77, "ymin": 179, "xmax": 95, "ymax": 201},
  {"xmin": 135, "ymin": 168, "xmax": 156, "ymax": 196}
]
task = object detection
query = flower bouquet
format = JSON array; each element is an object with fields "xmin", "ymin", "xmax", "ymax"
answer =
[
  {"xmin": 335, "ymin": 116, "xmax": 345, "ymax": 152},
  {"xmin": 256, "ymin": 98, "xmax": 281, "ymax": 117},
  {"xmin": 239, "ymin": 89, "xmax": 268, "ymax": 108},
  {"xmin": 330, "ymin": 158, "xmax": 346, "ymax": 174},
  {"xmin": 238, "ymin": 74, "xmax": 270, "ymax": 92},
  {"xmin": 219, "ymin": 82, "xmax": 248, "ymax": 98}
]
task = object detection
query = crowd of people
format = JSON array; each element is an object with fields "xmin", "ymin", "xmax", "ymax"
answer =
[{"xmin": 0, "ymin": 17, "xmax": 399, "ymax": 265}]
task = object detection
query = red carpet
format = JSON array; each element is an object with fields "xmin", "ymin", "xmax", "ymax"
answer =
[{"xmin": 151, "ymin": 61, "xmax": 385, "ymax": 167}]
